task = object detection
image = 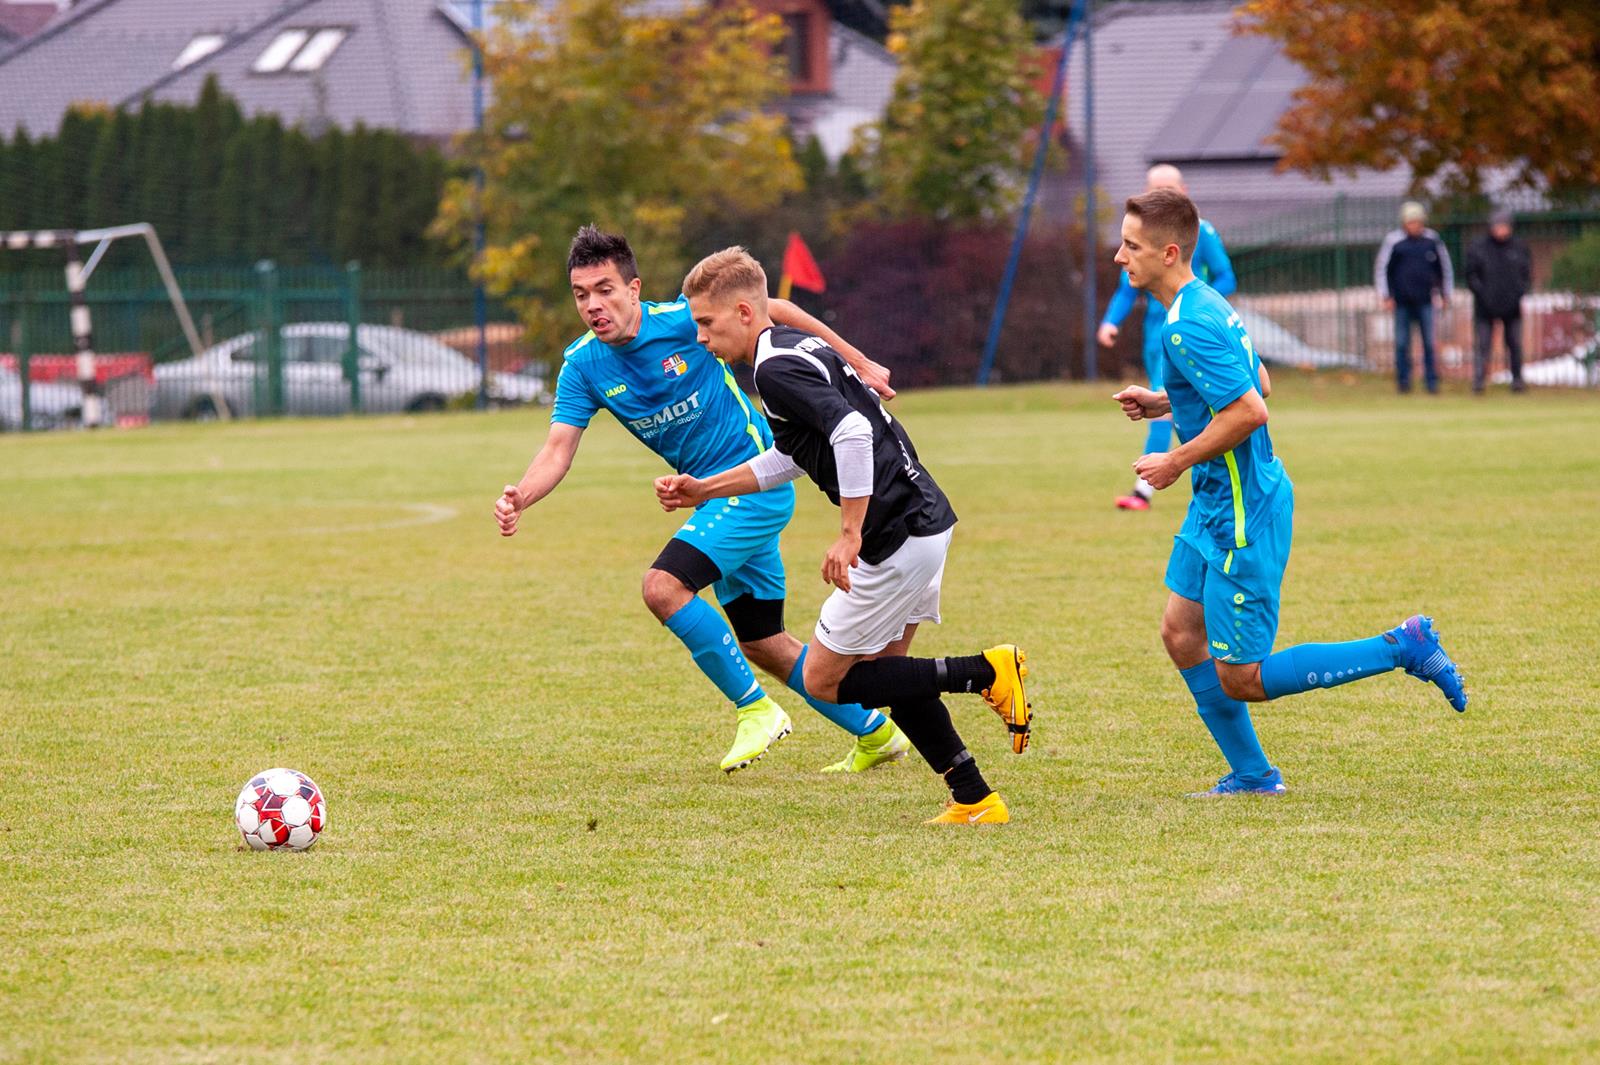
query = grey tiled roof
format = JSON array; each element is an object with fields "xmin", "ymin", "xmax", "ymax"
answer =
[{"xmin": 0, "ymin": 0, "xmax": 476, "ymax": 138}]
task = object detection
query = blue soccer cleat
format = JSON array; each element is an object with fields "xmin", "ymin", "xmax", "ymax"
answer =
[
  {"xmin": 1187, "ymin": 767, "xmax": 1287, "ymax": 799},
  {"xmin": 1387, "ymin": 615, "xmax": 1468, "ymax": 712}
]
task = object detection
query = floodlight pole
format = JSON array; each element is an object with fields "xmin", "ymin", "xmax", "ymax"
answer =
[
  {"xmin": 1083, "ymin": 0, "xmax": 1097, "ymax": 381},
  {"xmin": 472, "ymin": 0, "xmax": 490, "ymax": 410}
]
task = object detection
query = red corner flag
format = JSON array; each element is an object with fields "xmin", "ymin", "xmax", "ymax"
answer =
[{"xmin": 778, "ymin": 231, "xmax": 826, "ymax": 300}]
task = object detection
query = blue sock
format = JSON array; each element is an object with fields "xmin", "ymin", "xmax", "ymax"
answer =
[
  {"xmin": 1259, "ymin": 635, "xmax": 1402, "ymax": 700},
  {"xmin": 663, "ymin": 598, "xmax": 764, "ymax": 708},
  {"xmin": 786, "ymin": 645, "xmax": 885, "ymax": 737},
  {"xmin": 1144, "ymin": 418, "xmax": 1173, "ymax": 453},
  {"xmin": 1180, "ymin": 659, "xmax": 1274, "ymax": 783}
]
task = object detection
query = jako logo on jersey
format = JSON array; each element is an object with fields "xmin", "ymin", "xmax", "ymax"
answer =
[
  {"xmin": 662, "ymin": 353, "xmax": 689, "ymax": 377},
  {"xmin": 1211, "ymin": 639, "xmax": 1230, "ymax": 652},
  {"xmin": 603, "ymin": 383, "xmax": 628, "ymax": 398},
  {"xmin": 625, "ymin": 390, "xmax": 701, "ymax": 433}
]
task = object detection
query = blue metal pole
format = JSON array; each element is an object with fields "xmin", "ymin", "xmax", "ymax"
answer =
[
  {"xmin": 472, "ymin": 0, "xmax": 490, "ymax": 411},
  {"xmin": 976, "ymin": 0, "xmax": 1090, "ymax": 386},
  {"xmin": 1082, "ymin": 0, "xmax": 1097, "ymax": 381}
]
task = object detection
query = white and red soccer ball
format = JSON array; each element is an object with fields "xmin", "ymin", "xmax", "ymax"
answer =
[{"xmin": 235, "ymin": 768, "xmax": 326, "ymax": 851}]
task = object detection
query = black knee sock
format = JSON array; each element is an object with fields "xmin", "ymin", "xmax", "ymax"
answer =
[
  {"xmin": 837, "ymin": 654, "xmax": 998, "ymax": 709},
  {"xmin": 889, "ymin": 698, "xmax": 991, "ymax": 804}
]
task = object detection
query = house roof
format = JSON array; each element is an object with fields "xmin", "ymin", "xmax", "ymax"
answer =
[
  {"xmin": 0, "ymin": 2, "xmax": 59, "ymax": 46},
  {"xmin": 0, "ymin": 0, "xmax": 477, "ymax": 138}
]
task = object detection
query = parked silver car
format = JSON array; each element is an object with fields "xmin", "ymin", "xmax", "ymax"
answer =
[
  {"xmin": 152, "ymin": 323, "xmax": 545, "ymax": 420},
  {"xmin": 0, "ymin": 369, "xmax": 84, "ymax": 430}
]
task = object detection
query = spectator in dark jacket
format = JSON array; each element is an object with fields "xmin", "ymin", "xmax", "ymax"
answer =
[
  {"xmin": 1465, "ymin": 208, "xmax": 1531, "ymax": 393},
  {"xmin": 1375, "ymin": 201, "xmax": 1454, "ymax": 393}
]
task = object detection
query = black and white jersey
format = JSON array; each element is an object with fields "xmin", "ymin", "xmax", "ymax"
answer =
[{"xmin": 753, "ymin": 325, "xmax": 956, "ymax": 564}]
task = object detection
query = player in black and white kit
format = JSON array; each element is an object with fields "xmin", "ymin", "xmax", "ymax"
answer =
[{"xmin": 656, "ymin": 247, "xmax": 1034, "ymax": 825}]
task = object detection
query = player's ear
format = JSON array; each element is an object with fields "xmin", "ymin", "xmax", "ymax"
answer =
[{"xmin": 628, "ymin": 276, "xmax": 642, "ymax": 300}]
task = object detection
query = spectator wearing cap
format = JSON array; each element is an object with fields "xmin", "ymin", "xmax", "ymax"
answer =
[
  {"xmin": 1375, "ymin": 201, "xmax": 1454, "ymax": 393},
  {"xmin": 1464, "ymin": 208, "xmax": 1531, "ymax": 393}
]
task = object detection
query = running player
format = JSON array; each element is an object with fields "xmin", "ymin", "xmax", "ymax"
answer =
[
  {"xmin": 1097, "ymin": 164, "xmax": 1237, "ymax": 511},
  {"xmin": 495, "ymin": 226, "xmax": 910, "ymax": 775},
  {"xmin": 1109, "ymin": 189, "xmax": 1467, "ymax": 797},
  {"xmin": 656, "ymin": 247, "xmax": 1033, "ymax": 825}
]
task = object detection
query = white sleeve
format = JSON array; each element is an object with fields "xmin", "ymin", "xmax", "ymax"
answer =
[
  {"xmin": 829, "ymin": 410, "xmax": 874, "ymax": 498},
  {"xmin": 748, "ymin": 446, "xmax": 804, "ymax": 491}
]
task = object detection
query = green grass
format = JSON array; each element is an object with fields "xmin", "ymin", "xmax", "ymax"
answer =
[{"xmin": 3, "ymin": 373, "xmax": 1598, "ymax": 1063}]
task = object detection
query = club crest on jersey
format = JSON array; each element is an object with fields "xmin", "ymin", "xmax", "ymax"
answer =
[{"xmin": 662, "ymin": 353, "xmax": 689, "ymax": 377}]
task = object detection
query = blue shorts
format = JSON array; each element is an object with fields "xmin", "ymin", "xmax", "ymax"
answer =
[
  {"xmin": 672, "ymin": 482, "xmax": 794, "ymax": 605},
  {"xmin": 1164, "ymin": 495, "xmax": 1294, "ymax": 664}
]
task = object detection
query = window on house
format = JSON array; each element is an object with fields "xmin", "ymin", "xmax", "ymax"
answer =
[
  {"xmin": 289, "ymin": 28, "xmax": 346, "ymax": 71},
  {"xmin": 173, "ymin": 33, "xmax": 225, "ymax": 71},
  {"xmin": 782, "ymin": 12, "xmax": 811, "ymax": 83},
  {"xmin": 253, "ymin": 29, "xmax": 309, "ymax": 72}
]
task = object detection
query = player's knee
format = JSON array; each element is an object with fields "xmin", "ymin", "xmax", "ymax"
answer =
[
  {"xmin": 1160, "ymin": 615, "xmax": 1203, "ymax": 662},
  {"xmin": 1216, "ymin": 662, "xmax": 1264, "ymax": 702},
  {"xmin": 802, "ymin": 655, "xmax": 840, "ymax": 703},
  {"xmin": 640, "ymin": 568, "xmax": 692, "ymax": 620}
]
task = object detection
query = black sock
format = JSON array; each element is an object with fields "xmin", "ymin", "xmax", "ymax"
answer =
[
  {"xmin": 937, "ymin": 654, "xmax": 996, "ymax": 695},
  {"xmin": 837, "ymin": 658, "xmax": 939, "ymax": 708},
  {"xmin": 838, "ymin": 655, "xmax": 997, "ymax": 708},
  {"xmin": 943, "ymin": 756, "xmax": 991, "ymax": 806},
  {"xmin": 887, "ymin": 698, "xmax": 966, "ymax": 773}
]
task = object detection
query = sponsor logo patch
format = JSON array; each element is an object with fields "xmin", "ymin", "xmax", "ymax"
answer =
[{"xmin": 662, "ymin": 353, "xmax": 689, "ymax": 377}]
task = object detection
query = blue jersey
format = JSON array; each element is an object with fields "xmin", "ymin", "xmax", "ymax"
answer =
[
  {"xmin": 1161, "ymin": 278, "xmax": 1290, "ymax": 550},
  {"xmin": 551, "ymin": 296, "xmax": 773, "ymax": 478},
  {"xmin": 1102, "ymin": 218, "xmax": 1236, "ymax": 340}
]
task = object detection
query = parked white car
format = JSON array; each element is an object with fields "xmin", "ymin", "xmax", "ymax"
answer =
[
  {"xmin": 0, "ymin": 369, "xmax": 84, "ymax": 430},
  {"xmin": 153, "ymin": 323, "xmax": 545, "ymax": 420},
  {"xmin": 1234, "ymin": 309, "xmax": 1363, "ymax": 370}
]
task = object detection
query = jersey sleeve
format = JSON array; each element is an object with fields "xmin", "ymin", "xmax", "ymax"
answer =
[
  {"xmin": 550, "ymin": 360, "xmax": 599, "ymax": 428},
  {"xmin": 1101, "ymin": 271, "xmax": 1139, "ymax": 327},
  {"xmin": 1165, "ymin": 316, "xmax": 1254, "ymax": 411},
  {"xmin": 755, "ymin": 353, "xmax": 856, "ymax": 437},
  {"xmin": 1196, "ymin": 222, "xmax": 1237, "ymax": 297}
]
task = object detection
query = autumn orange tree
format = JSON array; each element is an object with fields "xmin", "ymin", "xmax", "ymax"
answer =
[
  {"xmin": 1239, "ymin": 0, "xmax": 1600, "ymax": 195},
  {"xmin": 433, "ymin": 0, "xmax": 801, "ymax": 352}
]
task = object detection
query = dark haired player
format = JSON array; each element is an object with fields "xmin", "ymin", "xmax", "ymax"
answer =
[
  {"xmin": 657, "ymin": 247, "xmax": 1033, "ymax": 825},
  {"xmin": 496, "ymin": 226, "xmax": 910, "ymax": 775},
  {"xmin": 1110, "ymin": 189, "xmax": 1467, "ymax": 797}
]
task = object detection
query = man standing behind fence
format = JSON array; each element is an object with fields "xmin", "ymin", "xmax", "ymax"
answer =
[
  {"xmin": 1465, "ymin": 208, "xmax": 1531, "ymax": 394},
  {"xmin": 1375, "ymin": 201, "xmax": 1453, "ymax": 394}
]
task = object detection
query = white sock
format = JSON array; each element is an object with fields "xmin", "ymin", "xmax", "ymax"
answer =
[{"xmin": 1133, "ymin": 477, "xmax": 1154, "ymax": 501}]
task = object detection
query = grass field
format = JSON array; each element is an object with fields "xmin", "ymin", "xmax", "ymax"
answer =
[{"xmin": 3, "ymin": 373, "xmax": 1598, "ymax": 1063}]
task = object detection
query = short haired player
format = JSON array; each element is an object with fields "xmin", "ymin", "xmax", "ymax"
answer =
[
  {"xmin": 656, "ymin": 247, "xmax": 1033, "ymax": 825},
  {"xmin": 1110, "ymin": 189, "xmax": 1467, "ymax": 797},
  {"xmin": 1097, "ymin": 164, "xmax": 1239, "ymax": 511},
  {"xmin": 496, "ymin": 226, "xmax": 911, "ymax": 775}
]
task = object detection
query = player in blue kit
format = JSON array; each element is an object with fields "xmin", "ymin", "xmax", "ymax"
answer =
[
  {"xmin": 495, "ymin": 226, "xmax": 910, "ymax": 774},
  {"xmin": 1109, "ymin": 190, "xmax": 1468, "ymax": 797},
  {"xmin": 1097, "ymin": 165, "xmax": 1236, "ymax": 511}
]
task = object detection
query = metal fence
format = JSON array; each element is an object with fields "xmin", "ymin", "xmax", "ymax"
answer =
[
  {"xmin": 1221, "ymin": 195, "xmax": 1600, "ymax": 388},
  {"xmin": 0, "ymin": 263, "xmax": 545, "ymax": 430}
]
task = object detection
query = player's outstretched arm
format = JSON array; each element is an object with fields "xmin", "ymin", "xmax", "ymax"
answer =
[
  {"xmin": 769, "ymin": 298, "xmax": 895, "ymax": 399},
  {"xmin": 1111, "ymin": 385, "xmax": 1171, "ymax": 422},
  {"xmin": 1133, "ymin": 390, "xmax": 1267, "ymax": 491},
  {"xmin": 496, "ymin": 422, "xmax": 584, "ymax": 537}
]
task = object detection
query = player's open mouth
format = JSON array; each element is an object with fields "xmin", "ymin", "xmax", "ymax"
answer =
[{"xmin": 591, "ymin": 316, "xmax": 611, "ymax": 331}]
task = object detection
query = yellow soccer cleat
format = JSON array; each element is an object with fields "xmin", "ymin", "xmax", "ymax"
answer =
[
  {"xmin": 925, "ymin": 791, "xmax": 1010, "ymax": 825},
  {"xmin": 980, "ymin": 644, "xmax": 1032, "ymax": 754},
  {"xmin": 820, "ymin": 719, "xmax": 911, "ymax": 774},
  {"xmin": 720, "ymin": 697, "xmax": 793, "ymax": 773}
]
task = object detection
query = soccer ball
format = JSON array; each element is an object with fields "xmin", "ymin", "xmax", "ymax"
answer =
[{"xmin": 235, "ymin": 768, "xmax": 327, "ymax": 851}]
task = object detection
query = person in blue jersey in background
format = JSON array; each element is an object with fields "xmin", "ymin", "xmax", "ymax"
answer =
[
  {"xmin": 495, "ymin": 226, "xmax": 911, "ymax": 776},
  {"xmin": 1109, "ymin": 189, "xmax": 1468, "ymax": 798},
  {"xmin": 1097, "ymin": 164, "xmax": 1237, "ymax": 511}
]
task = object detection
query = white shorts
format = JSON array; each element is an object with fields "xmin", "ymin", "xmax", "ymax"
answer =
[{"xmin": 815, "ymin": 527, "xmax": 952, "ymax": 656}]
